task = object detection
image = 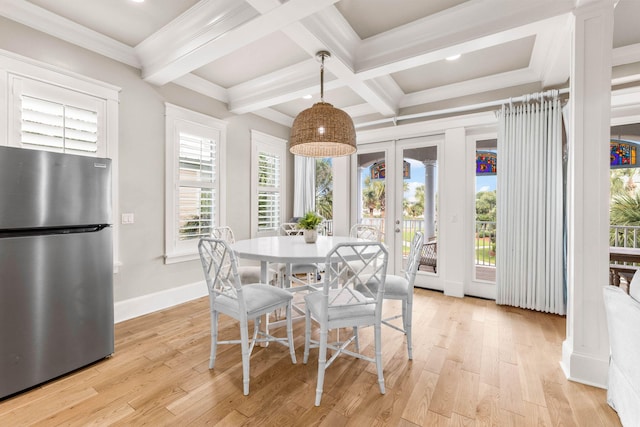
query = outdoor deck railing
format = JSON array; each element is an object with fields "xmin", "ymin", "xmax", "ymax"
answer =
[
  {"xmin": 336, "ymin": 219, "xmax": 640, "ymax": 266},
  {"xmin": 610, "ymin": 225, "xmax": 640, "ymax": 248}
]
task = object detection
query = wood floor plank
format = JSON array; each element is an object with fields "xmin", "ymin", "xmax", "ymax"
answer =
[
  {"xmin": 452, "ymin": 368, "xmax": 480, "ymax": 419},
  {"xmin": 475, "ymin": 382, "xmax": 500, "ymax": 427},
  {"xmin": 428, "ymin": 359, "xmax": 462, "ymax": 418},
  {"xmin": 0, "ymin": 289, "xmax": 620, "ymax": 426},
  {"xmin": 401, "ymin": 369, "xmax": 439, "ymax": 425},
  {"xmin": 498, "ymin": 361, "xmax": 525, "ymax": 416}
]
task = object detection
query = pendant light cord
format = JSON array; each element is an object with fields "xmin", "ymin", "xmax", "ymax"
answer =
[{"xmin": 320, "ymin": 53, "xmax": 325, "ymax": 102}]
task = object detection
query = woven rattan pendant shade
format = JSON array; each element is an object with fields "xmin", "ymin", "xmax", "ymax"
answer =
[{"xmin": 289, "ymin": 51, "xmax": 356, "ymax": 158}]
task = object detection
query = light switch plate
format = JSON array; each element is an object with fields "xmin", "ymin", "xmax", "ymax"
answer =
[{"xmin": 121, "ymin": 213, "xmax": 135, "ymax": 224}]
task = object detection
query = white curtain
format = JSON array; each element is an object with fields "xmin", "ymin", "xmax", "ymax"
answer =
[
  {"xmin": 293, "ymin": 156, "xmax": 316, "ymax": 218},
  {"xmin": 496, "ymin": 93, "xmax": 565, "ymax": 315}
]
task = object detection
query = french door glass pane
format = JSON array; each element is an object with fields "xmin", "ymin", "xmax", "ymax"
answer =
[
  {"xmin": 475, "ymin": 139, "xmax": 497, "ymax": 282},
  {"xmin": 402, "ymin": 147, "xmax": 437, "ymax": 273}
]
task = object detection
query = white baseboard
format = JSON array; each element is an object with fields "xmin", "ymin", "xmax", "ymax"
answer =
[
  {"xmin": 560, "ymin": 340, "xmax": 609, "ymax": 389},
  {"xmin": 114, "ymin": 281, "xmax": 207, "ymax": 323}
]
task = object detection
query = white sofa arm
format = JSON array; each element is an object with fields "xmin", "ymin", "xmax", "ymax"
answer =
[{"xmin": 603, "ymin": 285, "xmax": 640, "ymax": 426}]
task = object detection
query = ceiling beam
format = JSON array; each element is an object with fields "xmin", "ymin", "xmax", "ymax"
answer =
[
  {"xmin": 139, "ymin": 0, "xmax": 341, "ymax": 86},
  {"xmin": 354, "ymin": 0, "xmax": 575, "ymax": 80}
]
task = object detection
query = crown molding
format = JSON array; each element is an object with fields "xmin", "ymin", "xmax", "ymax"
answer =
[
  {"xmin": 0, "ymin": 0, "xmax": 139, "ymax": 67},
  {"xmin": 356, "ymin": 111, "xmax": 496, "ymax": 145},
  {"xmin": 400, "ymin": 68, "xmax": 540, "ymax": 108},
  {"xmin": 343, "ymin": 103, "xmax": 376, "ymax": 118},
  {"xmin": 613, "ymin": 43, "xmax": 640, "ymax": 67},
  {"xmin": 173, "ymin": 73, "xmax": 229, "ymax": 103},
  {"xmin": 252, "ymin": 108, "xmax": 294, "ymax": 127}
]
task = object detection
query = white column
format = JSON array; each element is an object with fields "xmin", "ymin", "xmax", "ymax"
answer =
[
  {"xmin": 561, "ymin": 0, "xmax": 615, "ymax": 388},
  {"xmin": 442, "ymin": 127, "xmax": 466, "ymax": 298},
  {"xmin": 332, "ymin": 156, "xmax": 350, "ymax": 236},
  {"xmin": 423, "ymin": 160, "xmax": 437, "ymax": 239}
]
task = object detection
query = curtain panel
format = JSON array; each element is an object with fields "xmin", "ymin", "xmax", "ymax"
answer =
[
  {"xmin": 496, "ymin": 95, "xmax": 565, "ymax": 315},
  {"xmin": 293, "ymin": 156, "xmax": 316, "ymax": 218}
]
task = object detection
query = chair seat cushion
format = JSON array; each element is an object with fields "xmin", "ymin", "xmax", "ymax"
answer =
[
  {"xmin": 385, "ymin": 274, "xmax": 410, "ymax": 298},
  {"xmin": 305, "ymin": 289, "xmax": 375, "ymax": 322},
  {"xmin": 215, "ymin": 283, "xmax": 292, "ymax": 315},
  {"xmin": 363, "ymin": 274, "xmax": 409, "ymax": 299},
  {"xmin": 237, "ymin": 266, "xmax": 277, "ymax": 285}
]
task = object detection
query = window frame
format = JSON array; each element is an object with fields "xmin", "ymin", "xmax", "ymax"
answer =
[
  {"xmin": 251, "ymin": 130, "xmax": 287, "ymax": 237},
  {"xmin": 165, "ymin": 103, "xmax": 227, "ymax": 263}
]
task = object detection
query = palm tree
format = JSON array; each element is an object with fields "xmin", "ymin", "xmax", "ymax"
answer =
[
  {"xmin": 611, "ymin": 193, "xmax": 640, "ymax": 226},
  {"xmin": 362, "ymin": 176, "xmax": 377, "ymax": 216},
  {"xmin": 315, "ymin": 159, "xmax": 333, "ymax": 219},
  {"xmin": 610, "ymin": 192, "xmax": 640, "ymax": 248},
  {"xmin": 610, "ymin": 168, "xmax": 639, "ymax": 198}
]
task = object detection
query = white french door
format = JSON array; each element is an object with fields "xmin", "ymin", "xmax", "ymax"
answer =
[{"xmin": 352, "ymin": 137, "xmax": 443, "ymax": 290}]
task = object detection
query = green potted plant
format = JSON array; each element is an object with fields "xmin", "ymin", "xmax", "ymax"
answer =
[{"xmin": 298, "ymin": 211, "xmax": 323, "ymax": 243}]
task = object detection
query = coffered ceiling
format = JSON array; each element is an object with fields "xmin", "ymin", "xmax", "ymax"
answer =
[{"xmin": 2, "ymin": 0, "xmax": 640, "ymax": 130}]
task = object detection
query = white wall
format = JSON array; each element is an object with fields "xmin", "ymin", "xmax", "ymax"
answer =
[{"xmin": 0, "ymin": 16, "xmax": 292, "ymax": 306}]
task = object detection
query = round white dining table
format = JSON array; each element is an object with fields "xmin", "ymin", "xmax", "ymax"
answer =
[{"xmin": 230, "ymin": 235, "xmax": 366, "ymax": 284}]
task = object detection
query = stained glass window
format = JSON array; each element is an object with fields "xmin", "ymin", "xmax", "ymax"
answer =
[
  {"xmin": 370, "ymin": 161, "xmax": 411, "ymax": 179},
  {"xmin": 476, "ymin": 151, "xmax": 497, "ymax": 175},
  {"xmin": 610, "ymin": 139, "xmax": 638, "ymax": 168}
]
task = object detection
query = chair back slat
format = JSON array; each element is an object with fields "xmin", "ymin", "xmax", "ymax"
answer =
[
  {"xmin": 350, "ymin": 224, "xmax": 383, "ymax": 242},
  {"xmin": 211, "ymin": 226, "xmax": 236, "ymax": 243},
  {"xmin": 323, "ymin": 241, "xmax": 388, "ymax": 312},
  {"xmin": 198, "ymin": 238, "xmax": 242, "ymax": 301},
  {"xmin": 405, "ymin": 232, "xmax": 424, "ymax": 284},
  {"xmin": 280, "ymin": 222, "xmax": 303, "ymax": 236}
]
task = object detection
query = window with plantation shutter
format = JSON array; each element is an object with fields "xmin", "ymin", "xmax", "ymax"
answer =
[
  {"xmin": 257, "ymin": 152, "xmax": 281, "ymax": 231},
  {"xmin": 251, "ymin": 131, "xmax": 286, "ymax": 237},
  {"xmin": 9, "ymin": 74, "xmax": 107, "ymax": 157},
  {"xmin": 178, "ymin": 132, "xmax": 216, "ymax": 241},
  {"xmin": 20, "ymin": 95, "xmax": 99, "ymax": 155},
  {"xmin": 165, "ymin": 103, "xmax": 226, "ymax": 263}
]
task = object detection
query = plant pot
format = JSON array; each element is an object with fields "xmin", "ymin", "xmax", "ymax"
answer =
[{"xmin": 303, "ymin": 229, "xmax": 318, "ymax": 243}]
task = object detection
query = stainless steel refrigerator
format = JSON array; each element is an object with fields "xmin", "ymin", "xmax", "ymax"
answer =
[{"xmin": 0, "ymin": 146, "xmax": 114, "ymax": 399}]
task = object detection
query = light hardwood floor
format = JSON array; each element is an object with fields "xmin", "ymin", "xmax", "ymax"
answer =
[{"xmin": 0, "ymin": 289, "xmax": 621, "ymax": 426}]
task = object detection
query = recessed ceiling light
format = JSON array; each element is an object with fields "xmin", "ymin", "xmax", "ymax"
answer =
[
  {"xmin": 446, "ymin": 54, "xmax": 461, "ymax": 61},
  {"xmin": 131, "ymin": 0, "xmax": 144, "ymax": 3},
  {"xmin": 302, "ymin": 94, "xmax": 312, "ymax": 99}
]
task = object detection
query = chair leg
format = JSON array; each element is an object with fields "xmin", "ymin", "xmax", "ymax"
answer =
[
  {"xmin": 374, "ymin": 323, "xmax": 385, "ymax": 395},
  {"xmin": 286, "ymin": 302, "xmax": 297, "ymax": 364},
  {"xmin": 303, "ymin": 308, "xmax": 311, "ymax": 364},
  {"xmin": 209, "ymin": 311, "xmax": 218, "ymax": 369},
  {"xmin": 315, "ymin": 327, "xmax": 328, "ymax": 406},
  {"xmin": 239, "ymin": 319, "xmax": 251, "ymax": 395},
  {"xmin": 404, "ymin": 298, "xmax": 413, "ymax": 360},
  {"xmin": 353, "ymin": 326, "xmax": 360, "ymax": 353}
]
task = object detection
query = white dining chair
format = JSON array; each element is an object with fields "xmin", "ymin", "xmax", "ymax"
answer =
[
  {"xmin": 210, "ymin": 226, "xmax": 278, "ymax": 286},
  {"xmin": 349, "ymin": 223, "xmax": 383, "ymax": 242},
  {"xmin": 198, "ymin": 237, "xmax": 297, "ymax": 395},
  {"xmin": 279, "ymin": 222, "xmax": 320, "ymax": 286},
  {"xmin": 303, "ymin": 241, "xmax": 388, "ymax": 406},
  {"xmin": 361, "ymin": 231, "xmax": 424, "ymax": 360}
]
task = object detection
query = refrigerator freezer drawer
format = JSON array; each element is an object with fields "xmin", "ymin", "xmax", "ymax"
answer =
[{"xmin": 0, "ymin": 227, "xmax": 114, "ymax": 399}]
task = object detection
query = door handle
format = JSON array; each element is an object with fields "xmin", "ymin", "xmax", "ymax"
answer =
[{"xmin": 395, "ymin": 228, "xmax": 401, "ymax": 233}]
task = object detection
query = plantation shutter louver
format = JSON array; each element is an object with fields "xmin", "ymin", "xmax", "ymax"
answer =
[
  {"xmin": 177, "ymin": 132, "xmax": 216, "ymax": 241},
  {"xmin": 20, "ymin": 95, "xmax": 99, "ymax": 156},
  {"xmin": 257, "ymin": 151, "xmax": 281, "ymax": 231}
]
